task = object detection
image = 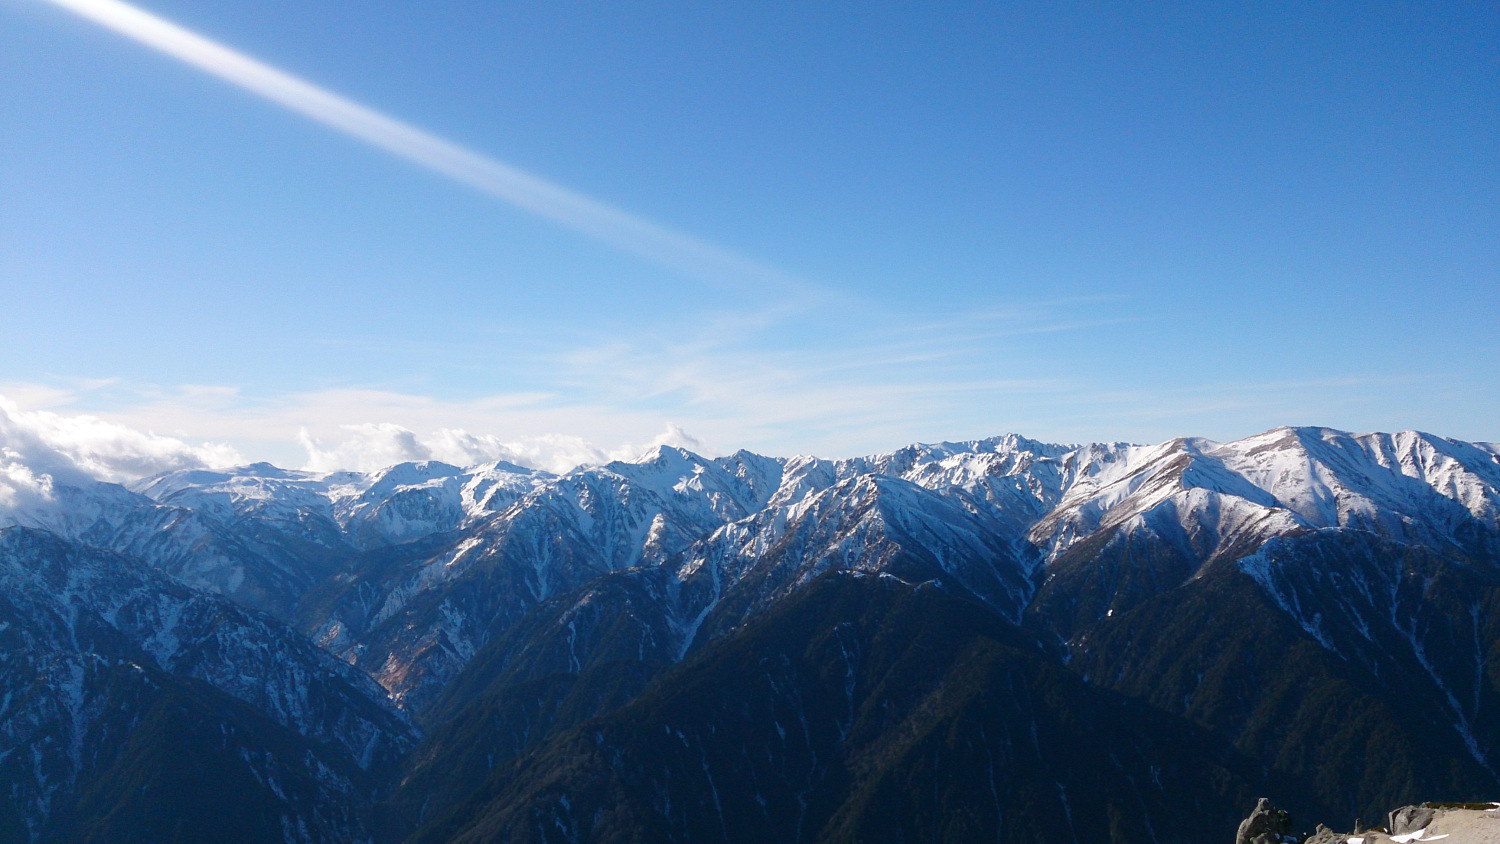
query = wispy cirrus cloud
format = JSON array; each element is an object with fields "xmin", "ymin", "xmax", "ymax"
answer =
[
  {"xmin": 40, "ymin": 0, "xmax": 802, "ymax": 295},
  {"xmin": 0, "ymin": 296, "xmax": 1145, "ymax": 478},
  {"xmin": 5, "ymin": 288, "xmax": 1438, "ymax": 477}
]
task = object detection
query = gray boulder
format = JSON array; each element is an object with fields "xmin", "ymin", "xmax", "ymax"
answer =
[
  {"xmin": 1389, "ymin": 805, "xmax": 1436, "ymax": 835},
  {"xmin": 1237, "ymin": 798, "xmax": 1294, "ymax": 844}
]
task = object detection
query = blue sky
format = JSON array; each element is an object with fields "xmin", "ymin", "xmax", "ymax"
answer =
[{"xmin": 1, "ymin": 0, "xmax": 1496, "ymax": 470}]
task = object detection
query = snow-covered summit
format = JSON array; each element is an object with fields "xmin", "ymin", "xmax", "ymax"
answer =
[
  {"xmin": 128, "ymin": 457, "xmax": 554, "ymax": 547},
  {"xmin": 11, "ymin": 426, "xmax": 1498, "ymax": 603},
  {"xmin": 1025, "ymin": 427, "xmax": 1500, "ymax": 567},
  {"xmin": 9, "ymin": 425, "xmax": 1500, "ymax": 707}
]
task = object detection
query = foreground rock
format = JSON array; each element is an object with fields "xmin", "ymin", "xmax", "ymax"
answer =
[
  {"xmin": 1237, "ymin": 798, "xmax": 1297, "ymax": 844},
  {"xmin": 1239, "ymin": 800, "xmax": 1500, "ymax": 843}
]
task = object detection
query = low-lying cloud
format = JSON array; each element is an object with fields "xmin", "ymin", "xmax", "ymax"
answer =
[
  {"xmin": 0, "ymin": 393, "xmax": 708, "ymax": 520},
  {"xmin": 0, "ymin": 396, "xmax": 243, "ymax": 514},
  {"xmin": 298, "ymin": 421, "xmax": 704, "ymax": 475},
  {"xmin": 0, "ymin": 397, "xmax": 241, "ymax": 484}
]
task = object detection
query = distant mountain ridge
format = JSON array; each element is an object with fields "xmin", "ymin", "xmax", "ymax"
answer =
[{"xmin": 3, "ymin": 426, "xmax": 1499, "ymax": 843}]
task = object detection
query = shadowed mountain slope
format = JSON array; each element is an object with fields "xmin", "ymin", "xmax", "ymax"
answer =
[{"xmin": 5, "ymin": 427, "xmax": 1500, "ymax": 843}]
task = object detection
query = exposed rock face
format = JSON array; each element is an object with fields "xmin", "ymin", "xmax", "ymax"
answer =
[
  {"xmin": 0, "ymin": 526, "xmax": 418, "ymax": 842},
  {"xmin": 1389, "ymin": 805, "xmax": 1437, "ymax": 835},
  {"xmin": 1237, "ymin": 798, "xmax": 1295, "ymax": 844},
  {"xmin": 1263, "ymin": 801, "xmax": 1500, "ymax": 843}
]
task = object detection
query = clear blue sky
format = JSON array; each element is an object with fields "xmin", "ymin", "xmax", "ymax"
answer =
[{"xmin": 2, "ymin": 0, "xmax": 1496, "ymax": 467}]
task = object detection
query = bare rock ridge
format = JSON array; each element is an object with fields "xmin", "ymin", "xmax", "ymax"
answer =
[
  {"xmin": 2, "ymin": 425, "xmax": 1499, "ymax": 843},
  {"xmin": 1239, "ymin": 798, "xmax": 1500, "ymax": 843}
]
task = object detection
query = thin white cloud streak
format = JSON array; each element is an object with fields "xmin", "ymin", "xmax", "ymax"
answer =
[{"xmin": 40, "ymin": 0, "xmax": 799, "ymax": 292}]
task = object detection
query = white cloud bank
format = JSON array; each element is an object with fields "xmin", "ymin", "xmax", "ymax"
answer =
[
  {"xmin": 0, "ymin": 396, "xmax": 243, "ymax": 513},
  {"xmin": 0, "ymin": 394, "xmax": 706, "ymax": 517},
  {"xmin": 298, "ymin": 422, "xmax": 703, "ymax": 475},
  {"xmin": 0, "ymin": 396, "xmax": 241, "ymax": 484}
]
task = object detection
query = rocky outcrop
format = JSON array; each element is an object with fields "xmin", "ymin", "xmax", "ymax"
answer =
[
  {"xmin": 1237, "ymin": 798, "xmax": 1296, "ymax": 844},
  {"xmin": 1389, "ymin": 805, "xmax": 1437, "ymax": 835},
  {"xmin": 1238, "ymin": 800, "xmax": 1500, "ymax": 843}
]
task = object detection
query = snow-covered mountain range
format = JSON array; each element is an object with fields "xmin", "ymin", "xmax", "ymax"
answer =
[{"xmin": 4, "ymin": 425, "xmax": 1500, "ymax": 843}]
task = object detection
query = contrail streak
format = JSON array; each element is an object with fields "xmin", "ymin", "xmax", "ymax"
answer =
[{"xmin": 39, "ymin": 0, "xmax": 796, "ymax": 290}]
